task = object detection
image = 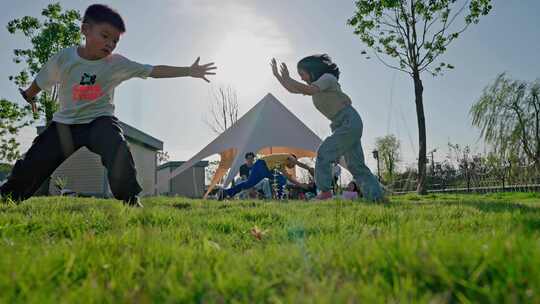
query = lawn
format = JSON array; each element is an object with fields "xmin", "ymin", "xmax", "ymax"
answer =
[{"xmin": 1, "ymin": 193, "xmax": 540, "ymax": 303}]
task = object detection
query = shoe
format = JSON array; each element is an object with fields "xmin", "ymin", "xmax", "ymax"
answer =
[
  {"xmin": 378, "ymin": 196, "xmax": 391, "ymax": 204},
  {"xmin": 124, "ymin": 196, "xmax": 143, "ymax": 208},
  {"xmin": 313, "ymin": 191, "xmax": 333, "ymax": 201},
  {"xmin": 217, "ymin": 188, "xmax": 227, "ymax": 201}
]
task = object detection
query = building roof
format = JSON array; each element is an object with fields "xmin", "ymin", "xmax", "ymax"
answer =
[
  {"xmin": 37, "ymin": 120, "xmax": 164, "ymax": 151},
  {"xmin": 118, "ymin": 121, "xmax": 163, "ymax": 151},
  {"xmin": 158, "ymin": 160, "xmax": 209, "ymax": 171}
]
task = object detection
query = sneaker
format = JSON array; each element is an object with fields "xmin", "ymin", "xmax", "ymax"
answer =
[
  {"xmin": 379, "ymin": 196, "xmax": 391, "ymax": 204},
  {"xmin": 216, "ymin": 188, "xmax": 228, "ymax": 201},
  {"xmin": 124, "ymin": 196, "xmax": 143, "ymax": 208},
  {"xmin": 313, "ymin": 191, "xmax": 333, "ymax": 201}
]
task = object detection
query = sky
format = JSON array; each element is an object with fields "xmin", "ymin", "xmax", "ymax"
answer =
[{"xmin": 1, "ymin": 0, "xmax": 539, "ymax": 172}]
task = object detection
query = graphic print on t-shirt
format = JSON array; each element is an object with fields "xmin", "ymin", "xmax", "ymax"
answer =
[
  {"xmin": 80, "ymin": 73, "xmax": 97, "ymax": 85},
  {"xmin": 72, "ymin": 73, "xmax": 103, "ymax": 101}
]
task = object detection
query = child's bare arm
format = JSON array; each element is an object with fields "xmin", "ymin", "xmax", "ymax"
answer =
[
  {"xmin": 150, "ymin": 57, "xmax": 216, "ymax": 82},
  {"xmin": 271, "ymin": 59, "xmax": 301, "ymax": 94},
  {"xmin": 24, "ymin": 81, "xmax": 42, "ymax": 98},
  {"xmin": 279, "ymin": 62, "xmax": 320, "ymax": 96},
  {"xmin": 284, "ymin": 173, "xmax": 311, "ymax": 190},
  {"xmin": 288, "ymin": 155, "xmax": 315, "ymax": 177},
  {"xmin": 271, "ymin": 59, "xmax": 320, "ymax": 96},
  {"xmin": 20, "ymin": 81, "xmax": 41, "ymax": 113},
  {"xmin": 281, "ymin": 77, "xmax": 320, "ymax": 96}
]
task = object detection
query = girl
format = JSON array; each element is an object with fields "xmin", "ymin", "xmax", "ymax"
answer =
[
  {"xmin": 342, "ymin": 181, "xmax": 360, "ymax": 200},
  {"xmin": 270, "ymin": 55, "xmax": 384, "ymax": 202}
]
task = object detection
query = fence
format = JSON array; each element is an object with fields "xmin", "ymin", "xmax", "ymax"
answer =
[{"xmin": 387, "ymin": 164, "xmax": 540, "ymax": 194}]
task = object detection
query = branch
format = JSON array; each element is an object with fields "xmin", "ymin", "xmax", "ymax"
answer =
[
  {"xmin": 418, "ymin": 21, "xmax": 471, "ymax": 73},
  {"xmin": 410, "ymin": 0, "xmax": 420, "ymax": 65},
  {"xmin": 418, "ymin": 15, "xmax": 440, "ymax": 51},
  {"xmin": 397, "ymin": 2, "xmax": 418, "ymax": 69},
  {"xmin": 393, "ymin": 7, "xmax": 409, "ymax": 41},
  {"xmin": 447, "ymin": 0, "xmax": 471, "ymax": 29},
  {"xmin": 512, "ymin": 98, "xmax": 533, "ymax": 159},
  {"xmin": 203, "ymin": 118, "xmax": 222, "ymax": 135},
  {"xmin": 372, "ymin": 51, "xmax": 411, "ymax": 75},
  {"xmin": 418, "ymin": 1, "xmax": 472, "ymax": 70}
]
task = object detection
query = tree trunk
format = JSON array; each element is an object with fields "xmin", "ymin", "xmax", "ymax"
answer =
[{"xmin": 413, "ymin": 71, "xmax": 427, "ymax": 194}]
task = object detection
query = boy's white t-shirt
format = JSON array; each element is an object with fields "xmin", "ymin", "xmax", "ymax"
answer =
[{"xmin": 35, "ymin": 46, "xmax": 153, "ymax": 124}]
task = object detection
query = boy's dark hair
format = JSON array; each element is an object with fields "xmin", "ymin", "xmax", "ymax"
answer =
[
  {"xmin": 83, "ymin": 4, "xmax": 126, "ymax": 33},
  {"xmin": 297, "ymin": 54, "xmax": 340, "ymax": 83},
  {"xmin": 245, "ymin": 152, "xmax": 255, "ymax": 159}
]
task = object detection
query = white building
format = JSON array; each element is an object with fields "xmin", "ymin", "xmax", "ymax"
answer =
[{"xmin": 156, "ymin": 161, "xmax": 208, "ymax": 198}]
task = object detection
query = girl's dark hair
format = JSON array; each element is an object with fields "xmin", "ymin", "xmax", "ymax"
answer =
[
  {"xmin": 83, "ymin": 4, "xmax": 126, "ymax": 33},
  {"xmin": 349, "ymin": 181, "xmax": 359, "ymax": 193},
  {"xmin": 297, "ymin": 54, "xmax": 340, "ymax": 83}
]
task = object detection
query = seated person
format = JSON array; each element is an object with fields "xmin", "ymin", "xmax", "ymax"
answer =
[
  {"xmin": 284, "ymin": 156, "xmax": 318, "ymax": 199},
  {"xmin": 219, "ymin": 153, "xmax": 304, "ymax": 200},
  {"xmin": 341, "ymin": 181, "xmax": 360, "ymax": 200},
  {"xmin": 239, "ymin": 152, "xmax": 255, "ymax": 180},
  {"xmin": 235, "ymin": 152, "xmax": 272, "ymax": 199}
]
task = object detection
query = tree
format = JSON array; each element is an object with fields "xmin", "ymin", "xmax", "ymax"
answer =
[
  {"xmin": 203, "ymin": 86, "xmax": 240, "ymax": 184},
  {"xmin": 0, "ymin": 99, "xmax": 32, "ymax": 162},
  {"xmin": 348, "ymin": 0, "xmax": 492, "ymax": 194},
  {"xmin": 375, "ymin": 134, "xmax": 401, "ymax": 182},
  {"xmin": 157, "ymin": 150, "xmax": 170, "ymax": 165},
  {"xmin": 7, "ymin": 2, "xmax": 82, "ymax": 124},
  {"xmin": 470, "ymin": 73, "xmax": 540, "ymax": 167},
  {"xmin": 205, "ymin": 86, "xmax": 239, "ymax": 135}
]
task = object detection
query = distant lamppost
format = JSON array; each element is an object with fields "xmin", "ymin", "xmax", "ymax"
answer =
[
  {"xmin": 372, "ymin": 149, "xmax": 380, "ymax": 181},
  {"xmin": 428, "ymin": 148, "xmax": 437, "ymax": 174}
]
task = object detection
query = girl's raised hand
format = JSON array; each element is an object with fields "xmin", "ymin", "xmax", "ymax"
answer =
[
  {"xmin": 279, "ymin": 62, "xmax": 290, "ymax": 79},
  {"xmin": 270, "ymin": 58, "xmax": 281, "ymax": 79},
  {"xmin": 190, "ymin": 57, "xmax": 217, "ymax": 82}
]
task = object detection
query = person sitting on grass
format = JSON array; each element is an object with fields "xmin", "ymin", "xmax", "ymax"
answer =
[
  {"xmin": 341, "ymin": 181, "xmax": 361, "ymax": 200},
  {"xmin": 218, "ymin": 153, "xmax": 311, "ymax": 200},
  {"xmin": 285, "ymin": 156, "xmax": 318, "ymax": 200},
  {"xmin": 236, "ymin": 152, "xmax": 272, "ymax": 199}
]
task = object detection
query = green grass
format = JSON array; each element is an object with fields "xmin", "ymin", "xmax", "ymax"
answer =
[{"xmin": 1, "ymin": 193, "xmax": 540, "ymax": 303}]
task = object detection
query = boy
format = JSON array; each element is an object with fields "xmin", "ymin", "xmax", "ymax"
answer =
[{"xmin": 1, "ymin": 4, "xmax": 216, "ymax": 207}]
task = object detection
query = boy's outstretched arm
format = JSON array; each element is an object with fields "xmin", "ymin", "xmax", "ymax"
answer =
[{"xmin": 150, "ymin": 57, "xmax": 216, "ymax": 82}]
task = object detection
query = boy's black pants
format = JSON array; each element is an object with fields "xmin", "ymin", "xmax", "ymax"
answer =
[{"xmin": 1, "ymin": 116, "xmax": 142, "ymax": 202}]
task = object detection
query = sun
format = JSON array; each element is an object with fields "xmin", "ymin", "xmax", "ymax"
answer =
[{"xmin": 211, "ymin": 29, "xmax": 290, "ymax": 96}]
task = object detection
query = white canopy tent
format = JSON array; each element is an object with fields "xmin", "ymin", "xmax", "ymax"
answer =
[{"xmin": 156, "ymin": 93, "xmax": 323, "ymax": 198}]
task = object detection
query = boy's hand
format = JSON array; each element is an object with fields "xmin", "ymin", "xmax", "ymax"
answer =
[
  {"xmin": 189, "ymin": 57, "xmax": 216, "ymax": 83},
  {"xmin": 19, "ymin": 88, "xmax": 37, "ymax": 114}
]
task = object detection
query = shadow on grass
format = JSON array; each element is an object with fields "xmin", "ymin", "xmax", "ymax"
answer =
[
  {"xmin": 428, "ymin": 200, "xmax": 540, "ymax": 215},
  {"xmin": 172, "ymin": 202, "xmax": 191, "ymax": 210}
]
